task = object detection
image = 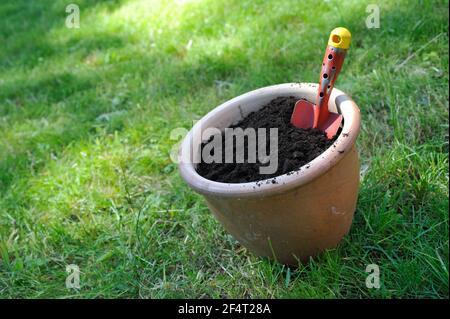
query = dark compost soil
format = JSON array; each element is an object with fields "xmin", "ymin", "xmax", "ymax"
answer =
[{"xmin": 196, "ymin": 96, "xmax": 338, "ymax": 183}]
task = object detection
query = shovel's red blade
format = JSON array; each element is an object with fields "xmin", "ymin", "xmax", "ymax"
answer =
[
  {"xmin": 290, "ymin": 100, "xmax": 315, "ymax": 129},
  {"xmin": 291, "ymin": 100, "xmax": 343, "ymax": 139},
  {"xmin": 318, "ymin": 112, "xmax": 343, "ymax": 139}
]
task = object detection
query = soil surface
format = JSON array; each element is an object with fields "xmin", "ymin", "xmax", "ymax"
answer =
[{"xmin": 196, "ymin": 96, "xmax": 338, "ymax": 183}]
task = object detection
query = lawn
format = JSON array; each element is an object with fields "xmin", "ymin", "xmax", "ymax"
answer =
[{"xmin": 0, "ymin": 0, "xmax": 448, "ymax": 298}]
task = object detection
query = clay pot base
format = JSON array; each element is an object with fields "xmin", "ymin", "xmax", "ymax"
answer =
[{"xmin": 196, "ymin": 96, "xmax": 338, "ymax": 184}]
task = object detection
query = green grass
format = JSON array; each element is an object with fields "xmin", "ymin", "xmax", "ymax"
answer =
[{"xmin": 0, "ymin": 0, "xmax": 448, "ymax": 298}]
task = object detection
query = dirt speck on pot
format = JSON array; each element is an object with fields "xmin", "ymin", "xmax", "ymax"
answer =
[{"xmin": 196, "ymin": 96, "xmax": 338, "ymax": 183}]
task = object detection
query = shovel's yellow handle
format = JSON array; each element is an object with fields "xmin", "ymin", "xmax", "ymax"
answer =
[{"xmin": 327, "ymin": 27, "xmax": 351, "ymax": 49}]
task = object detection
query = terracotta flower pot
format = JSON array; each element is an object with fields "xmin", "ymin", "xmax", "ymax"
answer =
[{"xmin": 179, "ymin": 83, "xmax": 361, "ymax": 265}]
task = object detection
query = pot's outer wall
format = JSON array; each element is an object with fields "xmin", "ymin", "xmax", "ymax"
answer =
[
  {"xmin": 204, "ymin": 145, "xmax": 359, "ymax": 265},
  {"xmin": 179, "ymin": 83, "xmax": 361, "ymax": 265}
]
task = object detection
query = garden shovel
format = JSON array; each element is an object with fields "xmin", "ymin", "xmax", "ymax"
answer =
[{"xmin": 291, "ymin": 27, "xmax": 352, "ymax": 139}]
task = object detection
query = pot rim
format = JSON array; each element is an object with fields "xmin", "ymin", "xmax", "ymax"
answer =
[{"xmin": 178, "ymin": 83, "xmax": 361, "ymax": 198}]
